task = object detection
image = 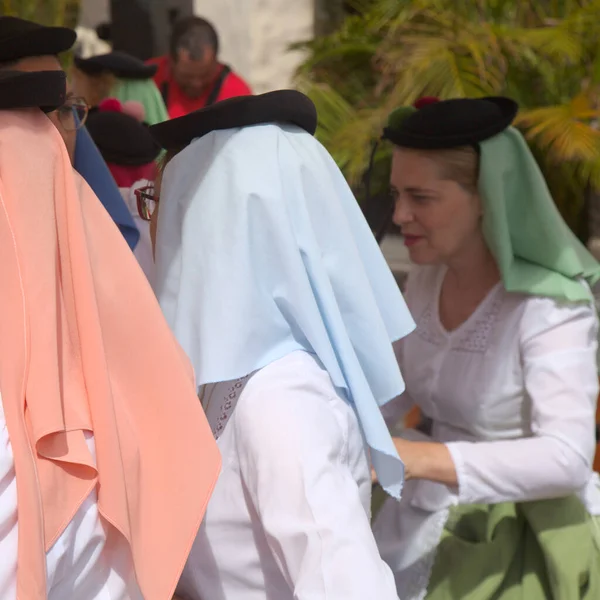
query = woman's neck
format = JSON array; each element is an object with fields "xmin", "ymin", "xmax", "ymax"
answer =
[
  {"xmin": 444, "ymin": 236, "xmax": 500, "ymax": 293},
  {"xmin": 437, "ymin": 236, "xmax": 501, "ymax": 332}
]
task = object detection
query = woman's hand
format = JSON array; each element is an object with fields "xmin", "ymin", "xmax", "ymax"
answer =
[{"xmin": 393, "ymin": 438, "xmax": 458, "ymax": 487}]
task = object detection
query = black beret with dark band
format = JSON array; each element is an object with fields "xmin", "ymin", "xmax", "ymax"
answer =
[
  {"xmin": 74, "ymin": 51, "xmax": 157, "ymax": 80},
  {"xmin": 0, "ymin": 70, "xmax": 67, "ymax": 113},
  {"xmin": 0, "ymin": 16, "xmax": 75, "ymax": 63},
  {"xmin": 383, "ymin": 97, "xmax": 518, "ymax": 149},
  {"xmin": 86, "ymin": 106, "xmax": 161, "ymax": 166},
  {"xmin": 150, "ymin": 90, "xmax": 318, "ymax": 150}
]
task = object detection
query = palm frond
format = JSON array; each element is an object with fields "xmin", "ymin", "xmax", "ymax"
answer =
[
  {"xmin": 294, "ymin": 0, "xmax": 600, "ymax": 235},
  {"xmin": 516, "ymin": 99, "xmax": 600, "ymax": 161},
  {"xmin": 496, "ymin": 25, "xmax": 582, "ymax": 64}
]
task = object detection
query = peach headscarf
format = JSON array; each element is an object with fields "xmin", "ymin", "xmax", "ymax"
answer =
[{"xmin": 0, "ymin": 109, "xmax": 220, "ymax": 599}]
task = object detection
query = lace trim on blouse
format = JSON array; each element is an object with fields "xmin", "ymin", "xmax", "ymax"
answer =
[{"xmin": 415, "ymin": 291, "xmax": 503, "ymax": 355}]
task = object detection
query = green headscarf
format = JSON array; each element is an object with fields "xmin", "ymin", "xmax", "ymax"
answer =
[
  {"xmin": 480, "ymin": 127, "xmax": 600, "ymax": 303},
  {"xmin": 385, "ymin": 107, "xmax": 600, "ymax": 303},
  {"xmin": 111, "ymin": 78, "xmax": 169, "ymax": 126}
]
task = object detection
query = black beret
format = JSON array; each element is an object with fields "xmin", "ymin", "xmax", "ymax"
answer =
[
  {"xmin": 95, "ymin": 22, "xmax": 112, "ymax": 42},
  {"xmin": 150, "ymin": 90, "xmax": 318, "ymax": 150},
  {"xmin": 0, "ymin": 16, "xmax": 76, "ymax": 63},
  {"xmin": 86, "ymin": 106, "xmax": 161, "ymax": 166},
  {"xmin": 0, "ymin": 70, "xmax": 67, "ymax": 113},
  {"xmin": 74, "ymin": 51, "xmax": 157, "ymax": 80},
  {"xmin": 383, "ymin": 97, "xmax": 518, "ymax": 149}
]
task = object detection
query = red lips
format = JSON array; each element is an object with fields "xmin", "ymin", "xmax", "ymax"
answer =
[{"xmin": 403, "ymin": 235, "xmax": 423, "ymax": 247}]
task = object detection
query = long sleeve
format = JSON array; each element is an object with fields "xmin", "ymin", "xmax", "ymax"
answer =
[
  {"xmin": 234, "ymin": 369, "xmax": 399, "ymax": 600},
  {"xmin": 446, "ymin": 297, "xmax": 599, "ymax": 505}
]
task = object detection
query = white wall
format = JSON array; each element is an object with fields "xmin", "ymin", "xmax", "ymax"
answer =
[
  {"xmin": 79, "ymin": 0, "xmax": 109, "ymax": 28},
  {"xmin": 192, "ymin": 0, "xmax": 253, "ymax": 84}
]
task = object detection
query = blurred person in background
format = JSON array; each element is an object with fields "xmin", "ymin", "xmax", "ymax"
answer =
[
  {"xmin": 0, "ymin": 16, "xmax": 140, "ymax": 249},
  {"xmin": 148, "ymin": 16, "xmax": 252, "ymax": 118},
  {"xmin": 72, "ymin": 50, "xmax": 169, "ymax": 125}
]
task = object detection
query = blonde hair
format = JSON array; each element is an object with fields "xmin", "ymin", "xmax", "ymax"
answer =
[{"xmin": 414, "ymin": 146, "xmax": 480, "ymax": 193}]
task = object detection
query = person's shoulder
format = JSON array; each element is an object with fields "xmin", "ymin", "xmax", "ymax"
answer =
[
  {"xmin": 243, "ymin": 351, "xmax": 333, "ymax": 402},
  {"xmin": 518, "ymin": 289, "xmax": 598, "ymax": 343},
  {"xmin": 146, "ymin": 55, "xmax": 167, "ymax": 67},
  {"xmin": 146, "ymin": 55, "xmax": 168, "ymax": 82},
  {"xmin": 233, "ymin": 352, "xmax": 346, "ymax": 458},
  {"xmin": 234, "ymin": 352, "xmax": 339, "ymax": 431},
  {"xmin": 222, "ymin": 66, "xmax": 252, "ymax": 96}
]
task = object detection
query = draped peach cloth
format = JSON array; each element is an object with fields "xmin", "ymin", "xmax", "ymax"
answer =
[{"xmin": 0, "ymin": 109, "xmax": 220, "ymax": 599}]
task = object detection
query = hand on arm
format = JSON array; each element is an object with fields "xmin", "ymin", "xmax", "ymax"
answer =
[
  {"xmin": 393, "ymin": 438, "xmax": 457, "ymax": 486},
  {"xmin": 406, "ymin": 300, "xmax": 598, "ymax": 505}
]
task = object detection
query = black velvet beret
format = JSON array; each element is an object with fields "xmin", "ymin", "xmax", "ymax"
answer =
[
  {"xmin": 0, "ymin": 70, "xmax": 67, "ymax": 113},
  {"xmin": 0, "ymin": 17, "xmax": 76, "ymax": 63},
  {"xmin": 383, "ymin": 97, "xmax": 518, "ymax": 149},
  {"xmin": 86, "ymin": 106, "xmax": 161, "ymax": 166},
  {"xmin": 74, "ymin": 51, "xmax": 157, "ymax": 80},
  {"xmin": 149, "ymin": 90, "xmax": 318, "ymax": 150}
]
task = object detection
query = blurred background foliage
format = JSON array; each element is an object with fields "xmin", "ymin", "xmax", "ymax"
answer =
[
  {"xmin": 2, "ymin": 0, "xmax": 80, "ymax": 27},
  {"xmin": 297, "ymin": 0, "xmax": 600, "ymax": 239}
]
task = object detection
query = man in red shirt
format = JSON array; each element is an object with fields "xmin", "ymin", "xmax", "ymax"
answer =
[{"xmin": 147, "ymin": 16, "xmax": 252, "ymax": 119}]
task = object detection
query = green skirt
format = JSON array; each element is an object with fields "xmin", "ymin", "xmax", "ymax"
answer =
[{"xmin": 373, "ymin": 489, "xmax": 600, "ymax": 599}]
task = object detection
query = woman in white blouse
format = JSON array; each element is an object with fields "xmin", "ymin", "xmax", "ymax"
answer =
[
  {"xmin": 0, "ymin": 70, "xmax": 219, "ymax": 599},
  {"xmin": 373, "ymin": 96, "xmax": 600, "ymax": 599},
  {"xmin": 145, "ymin": 90, "xmax": 416, "ymax": 600}
]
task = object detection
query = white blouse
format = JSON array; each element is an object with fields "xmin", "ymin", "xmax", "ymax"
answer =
[
  {"xmin": 383, "ymin": 264, "xmax": 600, "ymax": 506},
  {"xmin": 0, "ymin": 392, "xmax": 142, "ymax": 600},
  {"xmin": 374, "ymin": 265, "xmax": 600, "ymax": 599},
  {"xmin": 176, "ymin": 351, "xmax": 399, "ymax": 600}
]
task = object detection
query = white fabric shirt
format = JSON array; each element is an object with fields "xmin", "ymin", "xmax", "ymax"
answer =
[
  {"xmin": 0, "ymin": 392, "xmax": 142, "ymax": 599},
  {"xmin": 374, "ymin": 265, "xmax": 600, "ymax": 599},
  {"xmin": 384, "ymin": 265, "xmax": 600, "ymax": 505},
  {"xmin": 177, "ymin": 351, "xmax": 399, "ymax": 600}
]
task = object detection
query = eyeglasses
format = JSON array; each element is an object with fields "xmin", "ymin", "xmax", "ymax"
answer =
[
  {"xmin": 135, "ymin": 185, "xmax": 159, "ymax": 221},
  {"xmin": 55, "ymin": 96, "xmax": 89, "ymax": 131}
]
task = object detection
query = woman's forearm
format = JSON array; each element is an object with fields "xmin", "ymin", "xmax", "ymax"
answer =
[{"xmin": 393, "ymin": 438, "xmax": 458, "ymax": 486}]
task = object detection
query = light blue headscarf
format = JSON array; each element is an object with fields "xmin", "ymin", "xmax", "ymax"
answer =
[{"xmin": 154, "ymin": 124, "xmax": 415, "ymax": 498}]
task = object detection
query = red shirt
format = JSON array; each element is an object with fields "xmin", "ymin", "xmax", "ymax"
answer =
[{"xmin": 147, "ymin": 55, "xmax": 252, "ymax": 119}]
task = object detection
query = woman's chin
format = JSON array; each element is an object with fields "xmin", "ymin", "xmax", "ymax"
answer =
[{"xmin": 407, "ymin": 246, "xmax": 438, "ymax": 265}]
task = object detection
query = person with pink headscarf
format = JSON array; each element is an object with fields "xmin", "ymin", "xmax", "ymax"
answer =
[{"xmin": 0, "ymin": 69, "xmax": 220, "ymax": 599}]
